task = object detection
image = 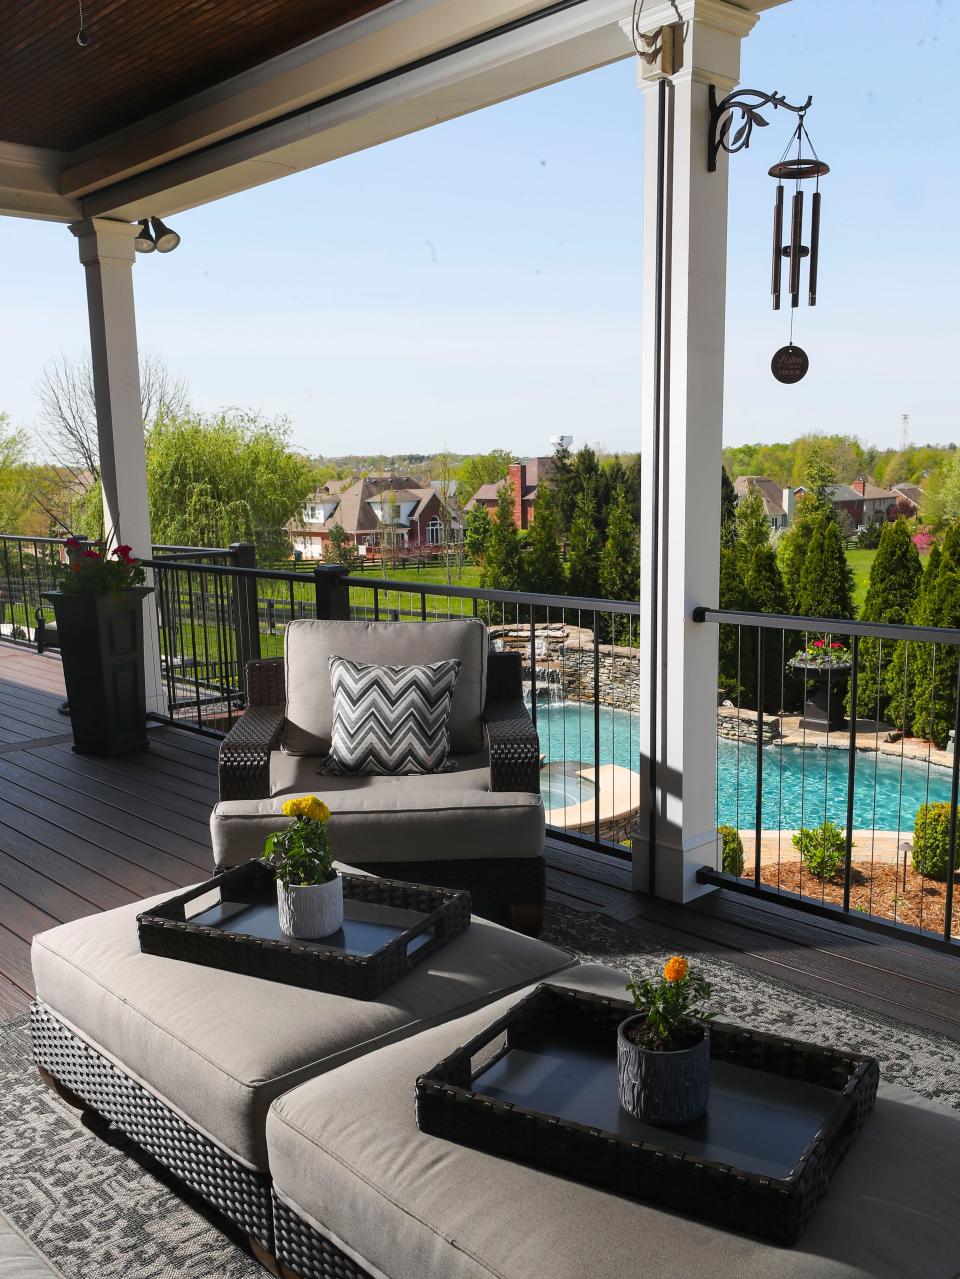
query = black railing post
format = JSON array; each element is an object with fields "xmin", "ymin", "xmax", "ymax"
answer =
[
  {"xmin": 754, "ymin": 626, "xmax": 764, "ymax": 886},
  {"xmin": 313, "ymin": 563, "xmax": 351, "ymax": 621},
  {"xmin": 229, "ymin": 542, "xmax": 261, "ymax": 696},
  {"xmin": 942, "ymin": 659, "xmax": 960, "ymax": 942},
  {"xmin": 843, "ymin": 634, "xmax": 859, "ymax": 912}
]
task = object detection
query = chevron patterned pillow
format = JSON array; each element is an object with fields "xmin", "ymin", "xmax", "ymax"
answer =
[{"xmin": 319, "ymin": 655, "xmax": 462, "ymax": 776}]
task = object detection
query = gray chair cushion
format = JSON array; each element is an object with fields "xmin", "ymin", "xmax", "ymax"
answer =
[
  {"xmin": 283, "ymin": 620, "xmax": 487, "ymax": 756},
  {"xmin": 267, "ymin": 964, "xmax": 960, "ymax": 1279},
  {"xmin": 210, "ymin": 753, "xmax": 545, "ymax": 867},
  {"xmin": 0, "ymin": 1212, "xmax": 67, "ymax": 1278},
  {"xmin": 31, "ymin": 875, "xmax": 571, "ymax": 1171}
]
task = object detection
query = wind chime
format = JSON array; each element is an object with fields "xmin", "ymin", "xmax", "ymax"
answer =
[
  {"xmin": 768, "ymin": 113, "xmax": 829, "ymax": 383},
  {"xmin": 707, "ymin": 85, "xmax": 828, "ymax": 382}
]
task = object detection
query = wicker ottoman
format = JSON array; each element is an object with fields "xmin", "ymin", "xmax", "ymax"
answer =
[
  {"xmin": 266, "ymin": 965, "xmax": 960, "ymax": 1279},
  {"xmin": 30, "ymin": 875, "xmax": 573, "ymax": 1263}
]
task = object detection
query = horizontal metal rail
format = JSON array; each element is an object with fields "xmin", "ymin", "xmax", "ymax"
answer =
[{"xmin": 693, "ymin": 605, "xmax": 960, "ymax": 647}]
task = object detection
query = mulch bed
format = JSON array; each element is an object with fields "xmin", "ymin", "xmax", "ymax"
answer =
[{"xmin": 754, "ymin": 862, "xmax": 960, "ymax": 938}]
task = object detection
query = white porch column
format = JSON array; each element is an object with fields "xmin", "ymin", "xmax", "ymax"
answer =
[
  {"xmin": 69, "ymin": 217, "xmax": 163, "ymax": 713},
  {"xmin": 632, "ymin": 1, "xmax": 761, "ymax": 901}
]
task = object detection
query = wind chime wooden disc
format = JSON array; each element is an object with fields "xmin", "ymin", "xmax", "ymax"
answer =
[{"xmin": 771, "ymin": 344, "xmax": 809, "ymax": 383}]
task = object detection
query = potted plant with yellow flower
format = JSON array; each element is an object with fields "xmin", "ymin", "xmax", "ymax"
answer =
[
  {"xmin": 261, "ymin": 796, "xmax": 341, "ymax": 939},
  {"xmin": 618, "ymin": 955, "xmax": 713, "ymax": 1127}
]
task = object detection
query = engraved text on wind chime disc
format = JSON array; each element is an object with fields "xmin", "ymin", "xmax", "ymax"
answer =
[{"xmin": 771, "ymin": 344, "xmax": 809, "ymax": 383}]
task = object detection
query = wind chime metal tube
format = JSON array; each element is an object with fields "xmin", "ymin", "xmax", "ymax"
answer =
[
  {"xmin": 788, "ymin": 188, "xmax": 803, "ymax": 308},
  {"xmin": 808, "ymin": 189, "xmax": 822, "ymax": 305},
  {"xmin": 771, "ymin": 183, "xmax": 783, "ymax": 309}
]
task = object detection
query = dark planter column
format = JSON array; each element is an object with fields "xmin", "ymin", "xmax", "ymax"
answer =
[
  {"xmin": 42, "ymin": 587, "xmax": 154, "ymax": 755},
  {"xmin": 795, "ymin": 663, "xmax": 851, "ymax": 732}
]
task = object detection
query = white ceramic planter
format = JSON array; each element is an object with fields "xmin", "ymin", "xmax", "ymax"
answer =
[{"xmin": 277, "ymin": 875, "xmax": 344, "ymax": 939}]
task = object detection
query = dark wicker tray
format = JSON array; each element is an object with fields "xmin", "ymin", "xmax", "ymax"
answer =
[
  {"xmin": 138, "ymin": 860, "xmax": 472, "ymax": 1000},
  {"xmin": 416, "ymin": 983, "xmax": 879, "ymax": 1245}
]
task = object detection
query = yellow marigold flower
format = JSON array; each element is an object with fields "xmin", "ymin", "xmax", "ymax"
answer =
[
  {"xmin": 662, "ymin": 955, "xmax": 688, "ymax": 983},
  {"xmin": 282, "ymin": 796, "xmax": 330, "ymax": 823}
]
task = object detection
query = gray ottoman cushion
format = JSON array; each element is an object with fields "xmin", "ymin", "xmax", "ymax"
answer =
[
  {"xmin": 31, "ymin": 876, "xmax": 571, "ymax": 1172},
  {"xmin": 284, "ymin": 619, "xmax": 487, "ymax": 756},
  {"xmin": 0, "ymin": 1211, "xmax": 67, "ymax": 1278},
  {"xmin": 211, "ymin": 753, "xmax": 545, "ymax": 868},
  {"xmin": 267, "ymin": 964, "xmax": 960, "ymax": 1279}
]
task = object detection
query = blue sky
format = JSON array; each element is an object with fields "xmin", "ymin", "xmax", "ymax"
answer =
[{"xmin": 0, "ymin": 0, "xmax": 957, "ymax": 459}]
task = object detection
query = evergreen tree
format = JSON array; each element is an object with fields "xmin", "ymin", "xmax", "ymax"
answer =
[
  {"xmin": 779, "ymin": 496, "xmax": 820, "ymax": 612},
  {"xmin": 911, "ymin": 558, "xmax": 960, "ymax": 747},
  {"xmin": 549, "ymin": 440, "xmax": 576, "ymax": 533},
  {"xmin": 718, "ymin": 546, "xmax": 748, "ymax": 699},
  {"xmin": 481, "ymin": 484, "xmax": 524, "ymax": 595},
  {"xmin": 855, "ymin": 519, "xmax": 922, "ymax": 719},
  {"xmin": 744, "ymin": 543, "xmax": 797, "ymax": 711},
  {"xmin": 522, "ymin": 483, "xmax": 564, "ymax": 595},
  {"xmin": 599, "ymin": 485, "xmax": 642, "ymax": 641},
  {"xmin": 734, "ymin": 490, "xmax": 770, "ymax": 564},
  {"xmin": 885, "ymin": 543, "xmax": 940, "ymax": 732},
  {"xmin": 566, "ymin": 491, "xmax": 602, "ymax": 598},
  {"xmin": 720, "ymin": 467, "xmax": 737, "ymax": 548},
  {"xmin": 464, "ymin": 503, "xmax": 492, "ymax": 564},
  {"xmin": 795, "ymin": 510, "xmax": 855, "ymax": 619}
]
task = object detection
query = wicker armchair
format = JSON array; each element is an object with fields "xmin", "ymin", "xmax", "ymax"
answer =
[{"xmin": 216, "ymin": 646, "xmax": 545, "ymax": 934}]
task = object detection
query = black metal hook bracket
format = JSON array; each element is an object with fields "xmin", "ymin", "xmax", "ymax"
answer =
[{"xmin": 707, "ymin": 85, "xmax": 813, "ymax": 172}]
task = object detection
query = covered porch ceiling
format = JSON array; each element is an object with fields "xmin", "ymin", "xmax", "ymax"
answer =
[{"xmin": 1, "ymin": 0, "xmax": 656, "ymax": 225}]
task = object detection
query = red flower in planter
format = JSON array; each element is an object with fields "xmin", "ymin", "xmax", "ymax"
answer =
[
  {"xmin": 81, "ymin": 549, "xmax": 100, "ymax": 560},
  {"xmin": 112, "ymin": 544, "xmax": 135, "ymax": 566},
  {"xmin": 831, "ymin": 642, "xmax": 843, "ymax": 649},
  {"xmin": 65, "ymin": 536, "xmax": 83, "ymax": 549},
  {"xmin": 813, "ymin": 640, "xmax": 825, "ymax": 648}
]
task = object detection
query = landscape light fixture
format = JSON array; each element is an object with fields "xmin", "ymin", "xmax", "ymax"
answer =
[
  {"xmin": 150, "ymin": 217, "xmax": 180, "ymax": 253},
  {"xmin": 134, "ymin": 220, "xmax": 156, "ymax": 253}
]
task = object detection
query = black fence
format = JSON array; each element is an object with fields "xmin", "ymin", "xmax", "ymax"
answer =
[
  {"xmin": 694, "ymin": 606, "xmax": 960, "ymax": 949},
  {"xmin": 138, "ymin": 554, "xmax": 644, "ymax": 857}
]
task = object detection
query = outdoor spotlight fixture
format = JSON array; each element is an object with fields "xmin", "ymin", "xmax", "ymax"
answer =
[
  {"xmin": 134, "ymin": 219, "xmax": 156, "ymax": 253},
  {"xmin": 150, "ymin": 217, "xmax": 180, "ymax": 253},
  {"xmin": 706, "ymin": 85, "xmax": 827, "ymax": 385}
]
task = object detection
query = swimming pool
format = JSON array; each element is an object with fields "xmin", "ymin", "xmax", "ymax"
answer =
[{"xmin": 533, "ymin": 701, "xmax": 954, "ymax": 830}]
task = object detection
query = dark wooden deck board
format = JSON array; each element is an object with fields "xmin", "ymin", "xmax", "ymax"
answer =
[{"xmin": 0, "ymin": 645, "xmax": 959, "ymax": 1039}]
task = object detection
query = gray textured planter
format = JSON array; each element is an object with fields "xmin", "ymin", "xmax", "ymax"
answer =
[
  {"xmin": 617, "ymin": 1015, "xmax": 710, "ymax": 1127},
  {"xmin": 277, "ymin": 875, "xmax": 344, "ymax": 939}
]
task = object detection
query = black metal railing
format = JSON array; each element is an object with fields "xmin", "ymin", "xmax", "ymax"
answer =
[
  {"xmin": 694, "ymin": 606, "xmax": 960, "ymax": 949},
  {"xmin": 0, "ymin": 534, "xmax": 72, "ymax": 647},
  {"xmin": 138, "ymin": 555, "xmax": 643, "ymax": 856}
]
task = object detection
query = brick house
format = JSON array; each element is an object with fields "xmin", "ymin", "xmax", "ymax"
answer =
[
  {"xmin": 464, "ymin": 457, "xmax": 555, "ymax": 529},
  {"xmin": 287, "ymin": 474, "xmax": 453, "ymax": 558}
]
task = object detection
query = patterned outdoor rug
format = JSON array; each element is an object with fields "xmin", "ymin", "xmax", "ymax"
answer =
[{"xmin": 3, "ymin": 901, "xmax": 960, "ymax": 1278}]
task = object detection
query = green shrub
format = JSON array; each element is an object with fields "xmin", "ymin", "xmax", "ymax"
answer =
[
  {"xmin": 792, "ymin": 821, "xmax": 846, "ymax": 879},
  {"xmin": 911, "ymin": 802, "xmax": 960, "ymax": 881},
  {"xmin": 717, "ymin": 825, "xmax": 744, "ymax": 877}
]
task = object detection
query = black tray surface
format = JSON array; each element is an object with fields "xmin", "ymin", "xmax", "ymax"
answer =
[
  {"xmin": 416, "ymin": 984, "xmax": 880, "ymax": 1244},
  {"xmin": 472, "ymin": 1027, "xmax": 837, "ymax": 1180},
  {"xmin": 138, "ymin": 860, "xmax": 472, "ymax": 999},
  {"xmin": 187, "ymin": 897, "xmax": 436, "ymax": 959}
]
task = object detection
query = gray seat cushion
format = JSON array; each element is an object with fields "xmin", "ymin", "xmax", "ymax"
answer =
[
  {"xmin": 284, "ymin": 620, "xmax": 487, "ymax": 756},
  {"xmin": 267, "ymin": 964, "xmax": 960, "ymax": 1279},
  {"xmin": 210, "ymin": 752, "xmax": 544, "ymax": 868},
  {"xmin": 31, "ymin": 874, "xmax": 571, "ymax": 1172},
  {"xmin": 0, "ymin": 1212, "xmax": 67, "ymax": 1278}
]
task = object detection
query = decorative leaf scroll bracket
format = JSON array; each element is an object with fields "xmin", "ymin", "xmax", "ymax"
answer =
[{"xmin": 707, "ymin": 85, "xmax": 813, "ymax": 172}]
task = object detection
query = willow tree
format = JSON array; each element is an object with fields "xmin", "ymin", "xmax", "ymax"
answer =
[{"xmin": 146, "ymin": 409, "xmax": 314, "ymax": 562}]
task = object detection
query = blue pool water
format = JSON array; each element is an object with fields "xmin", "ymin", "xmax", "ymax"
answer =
[{"xmin": 533, "ymin": 701, "xmax": 954, "ymax": 830}]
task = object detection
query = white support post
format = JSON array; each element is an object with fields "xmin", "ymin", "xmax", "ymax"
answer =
[
  {"xmin": 69, "ymin": 217, "xmax": 163, "ymax": 714},
  {"xmin": 631, "ymin": 0, "xmax": 761, "ymax": 902}
]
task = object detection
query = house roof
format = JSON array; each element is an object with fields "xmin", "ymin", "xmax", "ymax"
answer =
[
  {"xmin": 892, "ymin": 483, "xmax": 924, "ymax": 505},
  {"xmin": 795, "ymin": 483, "xmax": 862, "ymax": 504},
  {"xmin": 859, "ymin": 483, "xmax": 896, "ymax": 501},
  {"xmin": 733, "ymin": 475, "xmax": 785, "ymax": 518}
]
